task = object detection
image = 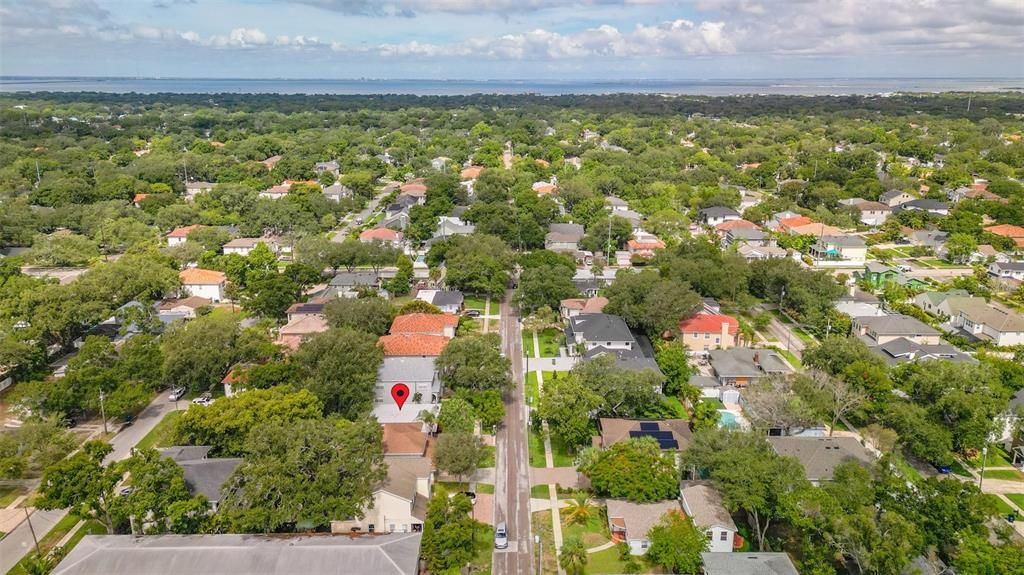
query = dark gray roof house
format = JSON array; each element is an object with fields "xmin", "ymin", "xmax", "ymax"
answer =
[
  {"xmin": 708, "ymin": 348, "xmax": 791, "ymax": 384},
  {"xmin": 51, "ymin": 533, "xmax": 423, "ymax": 575},
  {"xmin": 872, "ymin": 337, "xmax": 974, "ymax": 366},
  {"xmin": 330, "ymin": 271, "xmax": 382, "ymax": 289},
  {"xmin": 701, "ymin": 552, "xmax": 799, "ymax": 575},
  {"xmin": 767, "ymin": 436, "xmax": 874, "ymax": 483},
  {"xmin": 698, "ymin": 206, "xmax": 741, "ymax": 223},
  {"xmin": 567, "ymin": 314, "xmax": 635, "ymax": 348},
  {"xmin": 159, "ymin": 446, "xmax": 242, "ymax": 508}
]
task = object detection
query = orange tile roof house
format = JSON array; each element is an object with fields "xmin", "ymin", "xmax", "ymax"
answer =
[
  {"xmin": 776, "ymin": 216, "xmax": 813, "ymax": 233},
  {"xmin": 532, "ymin": 181, "xmax": 558, "ymax": 194},
  {"xmin": 359, "ymin": 228, "xmax": 404, "ymax": 244},
  {"xmin": 626, "ymin": 236, "xmax": 666, "ymax": 257},
  {"xmin": 985, "ymin": 224, "xmax": 1024, "ymax": 248},
  {"xmin": 715, "ymin": 219, "xmax": 759, "ymax": 233},
  {"xmin": 460, "ymin": 166, "xmax": 484, "ymax": 180},
  {"xmin": 679, "ymin": 313, "xmax": 740, "ymax": 354},
  {"xmin": 178, "ymin": 268, "xmax": 227, "ymax": 302},
  {"xmin": 377, "ymin": 334, "xmax": 450, "ymax": 357},
  {"xmin": 390, "ymin": 313, "xmax": 459, "ymax": 338},
  {"xmin": 166, "ymin": 224, "xmax": 202, "ymax": 247},
  {"xmin": 382, "ymin": 423, "xmax": 430, "ymax": 456}
]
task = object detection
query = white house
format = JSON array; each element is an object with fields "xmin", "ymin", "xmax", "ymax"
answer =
[
  {"xmin": 178, "ymin": 268, "xmax": 227, "ymax": 302},
  {"xmin": 697, "ymin": 207, "xmax": 742, "ymax": 227},
  {"xmin": 415, "ymin": 290, "xmax": 464, "ymax": 314},
  {"xmin": 808, "ymin": 235, "xmax": 867, "ymax": 266},
  {"xmin": 222, "ymin": 237, "xmax": 285, "ymax": 257},
  {"xmin": 565, "ymin": 314, "xmax": 635, "ymax": 356},
  {"xmin": 951, "ymin": 300, "xmax": 1024, "ymax": 347},
  {"xmin": 166, "ymin": 225, "xmax": 201, "ymax": 247},
  {"xmin": 544, "ymin": 223, "xmax": 585, "ymax": 252},
  {"xmin": 184, "ymin": 182, "xmax": 214, "ymax": 201},
  {"xmin": 332, "ymin": 455, "xmax": 432, "ymax": 534},
  {"xmin": 988, "ymin": 261, "xmax": 1024, "ymax": 281},
  {"xmin": 852, "ymin": 201, "xmax": 892, "ymax": 226},
  {"xmin": 607, "ymin": 500, "xmax": 681, "ymax": 555},
  {"xmin": 681, "ymin": 484, "xmax": 737, "ymax": 553}
]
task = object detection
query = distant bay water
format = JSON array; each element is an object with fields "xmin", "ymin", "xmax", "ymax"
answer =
[{"xmin": 0, "ymin": 77, "xmax": 1021, "ymax": 96}]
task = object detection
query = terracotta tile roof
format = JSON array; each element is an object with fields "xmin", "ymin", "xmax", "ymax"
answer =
[
  {"xmin": 400, "ymin": 182, "xmax": 428, "ymax": 195},
  {"xmin": 788, "ymin": 222, "xmax": 843, "ymax": 236},
  {"xmin": 377, "ymin": 334, "xmax": 450, "ymax": 356},
  {"xmin": 986, "ymin": 224, "xmax": 1024, "ymax": 238},
  {"xmin": 533, "ymin": 183, "xmax": 558, "ymax": 194},
  {"xmin": 179, "ymin": 268, "xmax": 226, "ymax": 285},
  {"xmin": 715, "ymin": 219, "xmax": 760, "ymax": 232},
  {"xmin": 535, "ymin": 159, "xmax": 550, "ymax": 167},
  {"xmin": 382, "ymin": 423, "xmax": 429, "ymax": 456},
  {"xmin": 167, "ymin": 224, "xmax": 202, "ymax": 238},
  {"xmin": 460, "ymin": 166, "xmax": 484, "ymax": 180},
  {"xmin": 777, "ymin": 216, "xmax": 814, "ymax": 231},
  {"xmin": 133, "ymin": 193, "xmax": 149, "ymax": 203},
  {"xmin": 390, "ymin": 313, "xmax": 459, "ymax": 336},
  {"xmin": 680, "ymin": 313, "xmax": 739, "ymax": 336},
  {"xmin": 626, "ymin": 238, "xmax": 666, "ymax": 251},
  {"xmin": 360, "ymin": 228, "xmax": 403, "ymax": 242}
]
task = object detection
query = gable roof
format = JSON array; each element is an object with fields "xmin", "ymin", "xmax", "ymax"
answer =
[
  {"xmin": 379, "ymin": 456, "xmax": 432, "ymax": 505},
  {"xmin": 52, "ymin": 533, "xmax": 423, "ymax": 575},
  {"xmin": 390, "ymin": 313, "xmax": 459, "ymax": 336},
  {"xmin": 598, "ymin": 418, "xmax": 691, "ymax": 450},
  {"xmin": 716, "ymin": 219, "xmax": 760, "ymax": 232},
  {"xmin": 699, "ymin": 206, "xmax": 741, "ymax": 218},
  {"xmin": 701, "ymin": 552, "xmax": 799, "ymax": 575},
  {"xmin": 606, "ymin": 500, "xmax": 680, "ymax": 541},
  {"xmin": 279, "ymin": 315, "xmax": 329, "ymax": 336},
  {"xmin": 767, "ymin": 436, "xmax": 873, "ymax": 481},
  {"xmin": 568, "ymin": 313, "xmax": 634, "ymax": 343},
  {"xmin": 382, "ymin": 423, "xmax": 429, "ymax": 456},
  {"xmin": 179, "ymin": 268, "xmax": 226, "ymax": 285},
  {"xmin": 360, "ymin": 228, "xmax": 402, "ymax": 242},
  {"xmin": 548, "ymin": 223, "xmax": 585, "ymax": 239},
  {"xmin": 330, "ymin": 271, "xmax": 380, "ymax": 287},
  {"xmin": 789, "ymin": 222, "xmax": 845, "ymax": 236},
  {"xmin": 561, "ymin": 296, "xmax": 609, "ymax": 314},
  {"xmin": 167, "ymin": 224, "xmax": 202, "ymax": 238},
  {"xmin": 853, "ymin": 201, "xmax": 891, "ymax": 212},
  {"xmin": 681, "ymin": 484, "xmax": 737, "ymax": 532},
  {"xmin": 873, "ymin": 337, "xmax": 974, "ymax": 366},
  {"xmin": 158, "ymin": 296, "xmax": 212, "ymax": 310},
  {"xmin": 377, "ymin": 334, "xmax": 450, "ymax": 356},
  {"xmin": 679, "ymin": 313, "xmax": 739, "ymax": 336},
  {"xmin": 709, "ymin": 348, "xmax": 791, "ymax": 378},
  {"xmin": 857, "ymin": 314, "xmax": 938, "ymax": 337},
  {"xmin": 460, "ymin": 166, "xmax": 484, "ymax": 180}
]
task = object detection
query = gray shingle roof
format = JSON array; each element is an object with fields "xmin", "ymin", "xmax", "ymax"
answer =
[
  {"xmin": 873, "ymin": 337, "xmax": 974, "ymax": 366},
  {"xmin": 330, "ymin": 272, "xmax": 381, "ymax": 288},
  {"xmin": 548, "ymin": 223, "xmax": 585, "ymax": 239},
  {"xmin": 709, "ymin": 348, "xmax": 791, "ymax": 378},
  {"xmin": 569, "ymin": 314, "xmax": 634, "ymax": 344},
  {"xmin": 767, "ymin": 436, "xmax": 873, "ymax": 481},
  {"xmin": 701, "ymin": 552, "xmax": 799, "ymax": 575},
  {"xmin": 427, "ymin": 290, "xmax": 463, "ymax": 307},
  {"xmin": 52, "ymin": 533, "xmax": 422, "ymax": 575},
  {"xmin": 179, "ymin": 458, "xmax": 242, "ymax": 502},
  {"xmin": 699, "ymin": 206, "xmax": 741, "ymax": 218},
  {"xmin": 857, "ymin": 314, "xmax": 938, "ymax": 337}
]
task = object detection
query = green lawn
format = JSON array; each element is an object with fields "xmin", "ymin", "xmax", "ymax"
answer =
[
  {"xmin": 777, "ymin": 348, "xmax": 802, "ymax": 368},
  {"xmin": 135, "ymin": 409, "xmax": 181, "ymax": 451},
  {"xmin": 476, "ymin": 483, "xmax": 495, "ymax": 495},
  {"xmin": 662, "ymin": 396, "xmax": 688, "ymax": 419},
  {"xmin": 522, "ymin": 331, "xmax": 536, "ymax": 358},
  {"xmin": 463, "ymin": 297, "xmax": 487, "ymax": 311},
  {"xmin": 0, "ymin": 486, "xmax": 26, "ymax": 508},
  {"xmin": 983, "ymin": 469, "xmax": 1024, "ymax": 482},
  {"xmin": 479, "ymin": 445, "xmax": 496, "ymax": 468},
  {"xmin": 549, "ymin": 435, "xmax": 576, "ymax": 467},
  {"xmin": 437, "ymin": 481, "xmax": 495, "ymax": 495},
  {"xmin": 702, "ymin": 398, "xmax": 725, "ymax": 410},
  {"xmin": 917, "ymin": 258, "xmax": 966, "ymax": 269},
  {"xmin": 531, "ymin": 512, "xmax": 559, "ymax": 575},
  {"xmin": 7, "ymin": 514, "xmax": 83, "ymax": 575},
  {"xmin": 586, "ymin": 546, "xmax": 633, "ymax": 575},
  {"xmin": 528, "ymin": 428, "xmax": 547, "ymax": 468},
  {"xmin": 537, "ymin": 329, "xmax": 562, "ymax": 358},
  {"xmin": 466, "ymin": 522, "xmax": 494, "ymax": 574},
  {"xmin": 562, "ymin": 512, "xmax": 610, "ymax": 548},
  {"xmin": 1005, "ymin": 493, "xmax": 1024, "ymax": 510},
  {"xmin": 792, "ymin": 326, "xmax": 815, "ymax": 345},
  {"xmin": 948, "ymin": 459, "xmax": 971, "ymax": 477},
  {"xmin": 526, "ymin": 372, "xmax": 540, "ymax": 406},
  {"xmin": 531, "ymin": 484, "xmax": 552, "ymax": 498},
  {"xmin": 61, "ymin": 520, "xmax": 107, "ymax": 554},
  {"xmin": 892, "ymin": 454, "xmax": 924, "ymax": 482},
  {"xmin": 984, "ymin": 494, "xmax": 1015, "ymax": 515},
  {"xmin": 969, "ymin": 446, "xmax": 1014, "ymax": 469}
]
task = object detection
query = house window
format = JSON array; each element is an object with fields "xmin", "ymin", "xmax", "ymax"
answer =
[
  {"xmin": 720, "ymin": 531, "xmax": 728, "ymax": 541},
  {"xmin": 368, "ymin": 524, "xmax": 375, "ymax": 533},
  {"xmin": 715, "ymin": 337, "xmax": 720, "ymax": 344},
  {"xmin": 640, "ymin": 541, "xmax": 648, "ymax": 549},
  {"xmin": 389, "ymin": 524, "xmax": 396, "ymax": 532},
  {"xmin": 704, "ymin": 333, "xmax": 710, "ymax": 339},
  {"xmin": 412, "ymin": 523, "xmax": 422, "ymax": 532}
]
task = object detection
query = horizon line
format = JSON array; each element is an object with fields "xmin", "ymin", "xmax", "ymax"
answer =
[{"xmin": 2, "ymin": 75, "xmax": 1023, "ymax": 83}]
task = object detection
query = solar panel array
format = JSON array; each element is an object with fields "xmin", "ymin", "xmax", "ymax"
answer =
[{"xmin": 628, "ymin": 427, "xmax": 679, "ymax": 450}]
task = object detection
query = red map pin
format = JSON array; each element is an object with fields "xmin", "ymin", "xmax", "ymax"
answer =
[{"xmin": 391, "ymin": 383, "xmax": 410, "ymax": 410}]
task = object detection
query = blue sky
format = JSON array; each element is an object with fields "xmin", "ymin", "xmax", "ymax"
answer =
[{"xmin": 1, "ymin": 0, "xmax": 1022, "ymax": 79}]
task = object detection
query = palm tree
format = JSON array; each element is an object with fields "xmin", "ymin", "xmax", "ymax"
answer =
[
  {"xmin": 737, "ymin": 318, "xmax": 757, "ymax": 347},
  {"xmin": 562, "ymin": 493, "xmax": 595, "ymax": 526},
  {"xmin": 559, "ymin": 536, "xmax": 588, "ymax": 575}
]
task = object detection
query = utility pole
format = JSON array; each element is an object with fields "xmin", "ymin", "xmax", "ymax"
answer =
[
  {"xmin": 183, "ymin": 159, "xmax": 188, "ymax": 184},
  {"xmin": 535, "ymin": 534, "xmax": 542, "ymax": 575},
  {"xmin": 99, "ymin": 390, "xmax": 108, "ymax": 434},
  {"xmin": 24, "ymin": 508, "xmax": 41, "ymax": 556},
  {"xmin": 35, "ymin": 160, "xmax": 41, "ymax": 187}
]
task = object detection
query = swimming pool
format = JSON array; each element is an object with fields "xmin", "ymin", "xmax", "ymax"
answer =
[{"xmin": 718, "ymin": 410, "xmax": 740, "ymax": 429}]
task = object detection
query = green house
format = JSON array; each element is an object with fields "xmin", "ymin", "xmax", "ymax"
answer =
[{"xmin": 859, "ymin": 262, "xmax": 927, "ymax": 290}]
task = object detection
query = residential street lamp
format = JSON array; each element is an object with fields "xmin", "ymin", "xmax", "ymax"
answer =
[{"xmin": 99, "ymin": 390, "xmax": 108, "ymax": 434}]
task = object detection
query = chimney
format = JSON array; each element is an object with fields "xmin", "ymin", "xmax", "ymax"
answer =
[
  {"xmin": 721, "ymin": 321, "xmax": 730, "ymax": 346},
  {"xmin": 753, "ymin": 351, "xmax": 760, "ymax": 367}
]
